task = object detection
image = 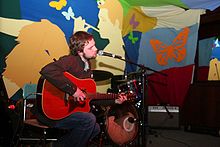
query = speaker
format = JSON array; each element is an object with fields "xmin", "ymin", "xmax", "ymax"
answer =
[
  {"xmin": 181, "ymin": 82, "xmax": 220, "ymax": 136},
  {"xmin": 148, "ymin": 105, "xmax": 179, "ymax": 129}
]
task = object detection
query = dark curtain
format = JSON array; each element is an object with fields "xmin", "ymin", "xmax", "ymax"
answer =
[{"xmin": 147, "ymin": 64, "xmax": 194, "ymax": 107}]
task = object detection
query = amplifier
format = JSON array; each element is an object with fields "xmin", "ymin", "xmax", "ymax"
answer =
[{"xmin": 148, "ymin": 105, "xmax": 179, "ymax": 129}]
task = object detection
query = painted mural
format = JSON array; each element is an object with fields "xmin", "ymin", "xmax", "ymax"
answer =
[{"xmin": 1, "ymin": 0, "xmax": 220, "ymax": 106}]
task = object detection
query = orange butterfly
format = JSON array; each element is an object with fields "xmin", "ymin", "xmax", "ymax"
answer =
[{"xmin": 150, "ymin": 27, "xmax": 190, "ymax": 66}]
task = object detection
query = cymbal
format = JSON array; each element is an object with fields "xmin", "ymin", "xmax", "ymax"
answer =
[
  {"xmin": 116, "ymin": 79, "xmax": 130, "ymax": 83},
  {"xmin": 92, "ymin": 70, "xmax": 113, "ymax": 81},
  {"xmin": 127, "ymin": 71, "xmax": 142, "ymax": 76}
]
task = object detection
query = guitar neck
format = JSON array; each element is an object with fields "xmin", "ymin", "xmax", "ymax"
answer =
[{"xmin": 88, "ymin": 93, "xmax": 119, "ymax": 100}]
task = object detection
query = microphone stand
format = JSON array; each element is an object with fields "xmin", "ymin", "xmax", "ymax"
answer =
[{"xmin": 112, "ymin": 56, "xmax": 167, "ymax": 146}]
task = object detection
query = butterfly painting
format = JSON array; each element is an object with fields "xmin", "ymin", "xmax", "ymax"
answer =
[
  {"xmin": 49, "ymin": 0, "xmax": 67, "ymax": 10},
  {"xmin": 130, "ymin": 14, "xmax": 139, "ymax": 29},
  {"xmin": 62, "ymin": 6, "xmax": 75, "ymax": 21},
  {"xmin": 150, "ymin": 27, "xmax": 190, "ymax": 66},
  {"xmin": 128, "ymin": 31, "xmax": 139, "ymax": 44}
]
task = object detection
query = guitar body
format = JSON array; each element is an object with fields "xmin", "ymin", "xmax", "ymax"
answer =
[
  {"xmin": 41, "ymin": 72, "xmax": 96, "ymax": 120},
  {"xmin": 36, "ymin": 72, "xmax": 137, "ymax": 145}
]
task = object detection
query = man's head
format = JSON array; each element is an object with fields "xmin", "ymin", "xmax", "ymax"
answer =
[{"xmin": 69, "ymin": 31, "xmax": 98, "ymax": 59}]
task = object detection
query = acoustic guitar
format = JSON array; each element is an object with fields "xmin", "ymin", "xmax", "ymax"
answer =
[{"xmin": 39, "ymin": 72, "xmax": 135, "ymax": 120}]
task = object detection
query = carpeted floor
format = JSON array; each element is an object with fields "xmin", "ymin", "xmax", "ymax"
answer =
[
  {"xmin": 89, "ymin": 126, "xmax": 220, "ymax": 147},
  {"xmin": 145, "ymin": 127, "xmax": 220, "ymax": 147}
]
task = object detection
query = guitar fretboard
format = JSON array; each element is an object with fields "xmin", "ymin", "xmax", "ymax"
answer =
[{"xmin": 88, "ymin": 93, "xmax": 119, "ymax": 100}]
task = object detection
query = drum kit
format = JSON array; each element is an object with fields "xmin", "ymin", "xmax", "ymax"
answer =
[
  {"xmin": 91, "ymin": 52, "xmax": 168, "ymax": 146},
  {"xmin": 91, "ymin": 70, "xmax": 143, "ymax": 146}
]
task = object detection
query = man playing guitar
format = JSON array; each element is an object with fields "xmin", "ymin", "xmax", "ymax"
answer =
[{"xmin": 36, "ymin": 31, "xmax": 127, "ymax": 147}]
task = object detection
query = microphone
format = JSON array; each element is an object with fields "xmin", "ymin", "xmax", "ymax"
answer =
[{"xmin": 98, "ymin": 50, "xmax": 122, "ymax": 59}]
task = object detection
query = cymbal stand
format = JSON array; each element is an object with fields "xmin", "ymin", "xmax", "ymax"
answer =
[
  {"xmin": 140, "ymin": 68, "xmax": 148, "ymax": 146},
  {"xmin": 148, "ymin": 81, "xmax": 174, "ymax": 119}
]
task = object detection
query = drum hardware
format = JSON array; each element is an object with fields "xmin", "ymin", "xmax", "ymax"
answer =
[
  {"xmin": 98, "ymin": 50, "xmax": 167, "ymax": 146},
  {"xmin": 110, "ymin": 57, "xmax": 167, "ymax": 146},
  {"xmin": 117, "ymin": 79, "xmax": 142, "ymax": 101}
]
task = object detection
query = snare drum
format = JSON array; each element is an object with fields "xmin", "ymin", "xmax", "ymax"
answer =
[{"xmin": 118, "ymin": 79, "xmax": 142, "ymax": 100}]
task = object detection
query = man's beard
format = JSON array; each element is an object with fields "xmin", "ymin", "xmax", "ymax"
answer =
[{"xmin": 83, "ymin": 53, "xmax": 96, "ymax": 60}]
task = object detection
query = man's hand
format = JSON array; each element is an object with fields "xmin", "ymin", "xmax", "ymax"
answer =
[
  {"xmin": 72, "ymin": 87, "xmax": 86, "ymax": 101},
  {"xmin": 115, "ymin": 93, "xmax": 127, "ymax": 104}
]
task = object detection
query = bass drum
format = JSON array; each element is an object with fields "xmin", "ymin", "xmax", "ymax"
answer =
[{"xmin": 105, "ymin": 103, "xmax": 139, "ymax": 146}]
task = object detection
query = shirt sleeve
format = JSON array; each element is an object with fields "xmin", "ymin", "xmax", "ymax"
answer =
[{"xmin": 40, "ymin": 55, "xmax": 77, "ymax": 95}]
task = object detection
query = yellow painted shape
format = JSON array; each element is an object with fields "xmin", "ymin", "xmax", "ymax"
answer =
[
  {"xmin": 0, "ymin": 17, "xmax": 34, "ymax": 37},
  {"xmin": 3, "ymin": 19, "xmax": 69, "ymax": 97},
  {"xmin": 208, "ymin": 58, "xmax": 220, "ymax": 80},
  {"xmin": 49, "ymin": 0, "xmax": 67, "ymax": 10},
  {"xmin": 95, "ymin": 8, "xmax": 125, "ymax": 75},
  {"xmin": 122, "ymin": 7, "xmax": 157, "ymax": 36}
]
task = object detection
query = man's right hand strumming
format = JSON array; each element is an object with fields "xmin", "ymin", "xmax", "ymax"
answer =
[{"xmin": 73, "ymin": 87, "xmax": 86, "ymax": 102}]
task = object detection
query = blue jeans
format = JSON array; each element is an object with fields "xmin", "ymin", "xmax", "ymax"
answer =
[{"xmin": 53, "ymin": 112, "xmax": 100, "ymax": 147}]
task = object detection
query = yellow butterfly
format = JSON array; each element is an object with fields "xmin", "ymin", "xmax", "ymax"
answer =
[{"xmin": 49, "ymin": 0, "xmax": 67, "ymax": 10}]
